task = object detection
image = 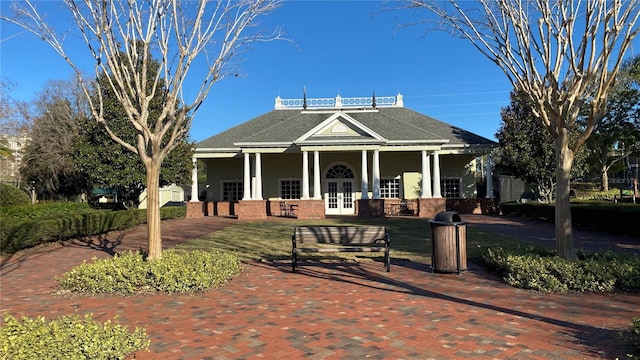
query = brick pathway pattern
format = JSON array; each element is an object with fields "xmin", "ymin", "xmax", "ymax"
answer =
[{"xmin": 1, "ymin": 215, "xmax": 639, "ymax": 359}]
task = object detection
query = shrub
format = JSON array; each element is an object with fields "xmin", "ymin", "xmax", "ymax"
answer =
[
  {"xmin": 500, "ymin": 202, "xmax": 640, "ymax": 238},
  {"xmin": 0, "ymin": 202, "xmax": 93, "ymax": 220},
  {"xmin": 58, "ymin": 249, "xmax": 242, "ymax": 295},
  {"xmin": 632, "ymin": 317, "xmax": 640, "ymax": 351},
  {"xmin": 0, "ymin": 313, "xmax": 149, "ymax": 360},
  {"xmin": 480, "ymin": 245, "xmax": 640, "ymax": 293},
  {"xmin": 0, "ymin": 183, "xmax": 30, "ymax": 207},
  {"xmin": 0, "ymin": 206, "xmax": 186, "ymax": 254}
]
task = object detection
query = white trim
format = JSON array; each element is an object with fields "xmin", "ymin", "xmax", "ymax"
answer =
[{"xmin": 295, "ymin": 111, "xmax": 386, "ymax": 143}]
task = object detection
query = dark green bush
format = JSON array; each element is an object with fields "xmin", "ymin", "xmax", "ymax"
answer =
[
  {"xmin": 480, "ymin": 245, "xmax": 640, "ymax": 293},
  {"xmin": 632, "ymin": 318, "xmax": 640, "ymax": 351},
  {"xmin": 0, "ymin": 206, "xmax": 186, "ymax": 254},
  {"xmin": 0, "ymin": 183, "xmax": 30, "ymax": 207},
  {"xmin": 58, "ymin": 249, "xmax": 242, "ymax": 294},
  {"xmin": 500, "ymin": 202, "xmax": 640, "ymax": 238},
  {"xmin": 0, "ymin": 313, "xmax": 149, "ymax": 359},
  {"xmin": 1, "ymin": 201, "xmax": 93, "ymax": 220}
]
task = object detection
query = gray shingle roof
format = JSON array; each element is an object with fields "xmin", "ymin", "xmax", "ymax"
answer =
[{"xmin": 196, "ymin": 107, "xmax": 495, "ymax": 150}]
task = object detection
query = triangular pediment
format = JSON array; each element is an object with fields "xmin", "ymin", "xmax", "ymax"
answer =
[{"xmin": 295, "ymin": 111, "xmax": 385, "ymax": 143}]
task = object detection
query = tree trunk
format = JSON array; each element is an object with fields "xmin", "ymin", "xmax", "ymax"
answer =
[
  {"xmin": 145, "ymin": 161, "xmax": 162, "ymax": 260},
  {"xmin": 600, "ymin": 148, "xmax": 609, "ymax": 191},
  {"xmin": 555, "ymin": 131, "xmax": 577, "ymax": 260},
  {"xmin": 601, "ymin": 164, "xmax": 609, "ymax": 192}
]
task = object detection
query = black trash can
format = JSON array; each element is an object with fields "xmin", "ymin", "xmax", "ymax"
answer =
[{"xmin": 429, "ymin": 211, "xmax": 467, "ymax": 274}]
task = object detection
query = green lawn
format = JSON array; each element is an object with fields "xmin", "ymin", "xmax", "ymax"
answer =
[{"xmin": 175, "ymin": 217, "xmax": 523, "ymax": 265}]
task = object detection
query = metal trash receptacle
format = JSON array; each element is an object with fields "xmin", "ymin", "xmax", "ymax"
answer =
[{"xmin": 429, "ymin": 211, "xmax": 467, "ymax": 274}]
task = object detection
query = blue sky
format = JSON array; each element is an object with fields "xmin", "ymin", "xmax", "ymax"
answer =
[{"xmin": 1, "ymin": 1, "xmax": 618, "ymax": 143}]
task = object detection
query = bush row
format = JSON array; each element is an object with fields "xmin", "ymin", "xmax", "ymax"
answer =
[
  {"xmin": 0, "ymin": 183, "xmax": 30, "ymax": 207},
  {"xmin": 0, "ymin": 206, "xmax": 186, "ymax": 254},
  {"xmin": 0, "ymin": 313, "xmax": 149, "ymax": 360},
  {"xmin": 57, "ymin": 249, "xmax": 242, "ymax": 295},
  {"xmin": 500, "ymin": 202, "xmax": 640, "ymax": 238},
  {"xmin": 479, "ymin": 244, "xmax": 640, "ymax": 293},
  {"xmin": 0, "ymin": 201, "xmax": 93, "ymax": 220},
  {"xmin": 633, "ymin": 318, "xmax": 640, "ymax": 352}
]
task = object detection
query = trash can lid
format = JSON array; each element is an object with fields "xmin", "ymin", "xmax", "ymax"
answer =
[{"xmin": 429, "ymin": 211, "xmax": 466, "ymax": 224}]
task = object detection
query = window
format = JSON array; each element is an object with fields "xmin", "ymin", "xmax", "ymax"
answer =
[
  {"xmin": 280, "ymin": 179, "xmax": 301, "ymax": 199},
  {"xmin": 380, "ymin": 177, "xmax": 400, "ymax": 198},
  {"xmin": 441, "ymin": 178, "xmax": 461, "ymax": 198},
  {"xmin": 222, "ymin": 181, "xmax": 243, "ymax": 201},
  {"xmin": 326, "ymin": 164, "xmax": 354, "ymax": 179}
]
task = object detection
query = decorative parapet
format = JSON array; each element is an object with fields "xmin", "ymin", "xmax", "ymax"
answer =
[{"xmin": 275, "ymin": 93, "xmax": 404, "ymax": 110}]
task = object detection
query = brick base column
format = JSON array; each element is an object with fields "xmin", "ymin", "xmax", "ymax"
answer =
[
  {"xmin": 236, "ymin": 200, "xmax": 267, "ymax": 220},
  {"xmin": 418, "ymin": 198, "xmax": 446, "ymax": 218},
  {"xmin": 357, "ymin": 199, "xmax": 385, "ymax": 218},
  {"xmin": 297, "ymin": 200, "xmax": 326, "ymax": 219},
  {"xmin": 186, "ymin": 201, "xmax": 205, "ymax": 218}
]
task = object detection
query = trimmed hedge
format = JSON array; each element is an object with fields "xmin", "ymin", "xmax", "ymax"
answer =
[
  {"xmin": 479, "ymin": 244, "xmax": 640, "ymax": 293},
  {"xmin": 1, "ymin": 202, "xmax": 93, "ymax": 220},
  {"xmin": 501, "ymin": 202, "xmax": 640, "ymax": 238},
  {"xmin": 632, "ymin": 317, "xmax": 640, "ymax": 352},
  {"xmin": 0, "ymin": 183, "xmax": 30, "ymax": 207},
  {"xmin": 0, "ymin": 313, "xmax": 149, "ymax": 359},
  {"xmin": 0, "ymin": 206, "xmax": 186, "ymax": 254}
]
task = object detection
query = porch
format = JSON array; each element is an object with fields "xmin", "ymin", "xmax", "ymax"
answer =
[{"xmin": 186, "ymin": 198, "xmax": 498, "ymax": 219}]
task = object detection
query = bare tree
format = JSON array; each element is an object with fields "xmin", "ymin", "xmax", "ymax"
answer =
[
  {"xmin": 0, "ymin": 79, "xmax": 29, "ymax": 137},
  {"xmin": 3, "ymin": 0, "xmax": 282, "ymax": 259},
  {"xmin": 399, "ymin": 0, "xmax": 640, "ymax": 259},
  {"xmin": 20, "ymin": 78, "xmax": 89, "ymax": 200}
]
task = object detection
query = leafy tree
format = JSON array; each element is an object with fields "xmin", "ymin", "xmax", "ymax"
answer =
[
  {"xmin": 20, "ymin": 79, "xmax": 89, "ymax": 200},
  {"xmin": 74, "ymin": 54, "xmax": 193, "ymax": 208},
  {"xmin": 4, "ymin": 0, "xmax": 282, "ymax": 259},
  {"xmin": 399, "ymin": 1, "xmax": 639, "ymax": 260},
  {"xmin": 495, "ymin": 92, "xmax": 588, "ymax": 203},
  {"xmin": 582, "ymin": 56, "xmax": 640, "ymax": 191}
]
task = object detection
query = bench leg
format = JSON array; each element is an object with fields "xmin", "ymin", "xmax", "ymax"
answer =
[
  {"xmin": 292, "ymin": 252, "xmax": 297, "ymax": 273},
  {"xmin": 385, "ymin": 250, "xmax": 390, "ymax": 272}
]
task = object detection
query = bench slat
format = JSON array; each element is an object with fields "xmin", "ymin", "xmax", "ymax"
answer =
[
  {"xmin": 294, "ymin": 226, "xmax": 386, "ymax": 245},
  {"xmin": 292, "ymin": 226, "xmax": 390, "ymax": 273},
  {"xmin": 294, "ymin": 246, "xmax": 388, "ymax": 253}
]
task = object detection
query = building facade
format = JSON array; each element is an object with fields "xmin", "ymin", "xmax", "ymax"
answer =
[{"xmin": 188, "ymin": 94, "xmax": 497, "ymax": 219}]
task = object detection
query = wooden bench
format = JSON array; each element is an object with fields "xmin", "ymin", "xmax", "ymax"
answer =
[{"xmin": 291, "ymin": 226, "xmax": 390, "ymax": 273}]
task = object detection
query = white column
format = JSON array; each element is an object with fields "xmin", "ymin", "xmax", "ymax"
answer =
[
  {"xmin": 313, "ymin": 151, "xmax": 321, "ymax": 199},
  {"xmin": 190, "ymin": 157, "xmax": 199, "ymax": 202},
  {"xmin": 433, "ymin": 150, "xmax": 442, "ymax": 198},
  {"xmin": 421, "ymin": 151, "xmax": 432, "ymax": 198},
  {"xmin": 486, "ymin": 154, "xmax": 494, "ymax": 198},
  {"xmin": 361, "ymin": 150, "xmax": 369, "ymax": 199},
  {"xmin": 302, "ymin": 151, "xmax": 310, "ymax": 199},
  {"xmin": 372, "ymin": 150, "xmax": 381, "ymax": 199},
  {"xmin": 255, "ymin": 153, "xmax": 263, "ymax": 200},
  {"xmin": 243, "ymin": 152, "xmax": 251, "ymax": 200}
]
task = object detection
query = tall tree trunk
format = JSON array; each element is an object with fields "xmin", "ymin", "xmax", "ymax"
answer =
[
  {"xmin": 601, "ymin": 164, "xmax": 609, "ymax": 192},
  {"xmin": 145, "ymin": 161, "xmax": 162, "ymax": 260},
  {"xmin": 600, "ymin": 147, "xmax": 609, "ymax": 191},
  {"xmin": 555, "ymin": 130, "xmax": 577, "ymax": 260}
]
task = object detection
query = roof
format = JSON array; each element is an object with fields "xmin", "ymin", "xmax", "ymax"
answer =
[{"xmin": 196, "ymin": 99, "xmax": 496, "ymax": 155}]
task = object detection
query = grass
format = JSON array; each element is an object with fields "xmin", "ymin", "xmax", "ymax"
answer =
[{"xmin": 175, "ymin": 217, "xmax": 523, "ymax": 265}]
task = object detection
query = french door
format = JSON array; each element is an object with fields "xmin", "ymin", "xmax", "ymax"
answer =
[{"xmin": 325, "ymin": 179, "xmax": 355, "ymax": 215}]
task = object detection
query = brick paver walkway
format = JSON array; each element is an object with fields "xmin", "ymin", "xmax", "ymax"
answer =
[{"xmin": 1, "ymin": 215, "xmax": 639, "ymax": 359}]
